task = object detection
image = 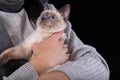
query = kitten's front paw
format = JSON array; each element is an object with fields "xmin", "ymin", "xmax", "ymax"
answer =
[
  {"xmin": 0, "ymin": 52, "xmax": 11, "ymax": 65},
  {"xmin": 0, "ymin": 54, "xmax": 9, "ymax": 65},
  {"xmin": 0, "ymin": 48, "xmax": 14, "ymax": 65}
]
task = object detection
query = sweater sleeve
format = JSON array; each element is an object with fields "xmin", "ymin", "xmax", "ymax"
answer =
[
  {"xmin": 53, "ymin": 22, "xmax": 110, "ymax": 80},
  {"xmin": 3, "ymin": 63, "xmax": 39, "ymax": 80}
]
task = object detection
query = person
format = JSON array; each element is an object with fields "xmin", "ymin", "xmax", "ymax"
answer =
[{"xmin": 0, "ymin": 0, "xmax": 110, "ymax": 80}]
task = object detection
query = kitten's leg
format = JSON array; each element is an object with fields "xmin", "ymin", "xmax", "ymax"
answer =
[
  {"xmin": 0, "ymin": 47, "xmax": 14, "ymax": 64},
  {"xmin": 0, "ymin": 45, "xmax": 31, "ymax": 64}
]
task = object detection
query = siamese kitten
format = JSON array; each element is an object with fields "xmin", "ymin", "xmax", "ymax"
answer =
[{"xmin": 0, "ymin": 4, "xmax": 70, "ymax": 65}]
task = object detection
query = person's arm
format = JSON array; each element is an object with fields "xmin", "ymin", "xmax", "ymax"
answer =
[
  {"xmin": 0, "ymin": 0, "xmax": 24, "ymax": 12},
  {"xmin": 2, "ymin": 31, "xmax": 69, "ymax": 80},
  {"xmin": 37, "ymin": 21, "xmax": 110, "ymax": 80},
  {"xmin": 55, "ymin": 22, "xmax": 110, "ymax": 80},
  {"xmin": 38, "ymin": 71, "xmax": 69, "ymax": 80},
  {"xmin": 2, "ymin": 63, "xmax": 38, "ymax": 80}
]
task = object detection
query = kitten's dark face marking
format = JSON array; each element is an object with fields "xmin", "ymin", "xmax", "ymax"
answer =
[
  {"xmin": 41, "ymin": 12, "xmax": 57, "ymax": 21},
  {"xmin": 37, "ymin": 10, "xmax": 65, "ymax": 32},
  {"xmin": 36, "ymin": 4, "xmax": 70, "ymax": 33},
  {"xmin": 40, "ymin": 11, "xmax": 60, "ymax": 28}
]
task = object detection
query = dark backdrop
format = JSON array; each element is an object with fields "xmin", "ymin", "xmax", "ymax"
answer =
[{"xmin": 50, "ymin": 0, "xmax": 118, "ymax": 80}]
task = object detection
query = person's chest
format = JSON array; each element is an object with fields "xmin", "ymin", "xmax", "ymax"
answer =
[{"xmin": 0, "ymin": 9, "xmax": 35, "ymax": 46}]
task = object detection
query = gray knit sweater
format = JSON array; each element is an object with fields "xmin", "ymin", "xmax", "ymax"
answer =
[{"xmin": 0, "ymin": 4, "xmax": 110, "ymax": 80}]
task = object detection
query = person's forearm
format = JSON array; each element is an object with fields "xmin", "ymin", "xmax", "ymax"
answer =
[
  {"xmin": 3, "ymin": 63, "xmax": 38, "ymax": 80},
  {"xmin": 38, "ymin": 71, "xmax": 69, "ymax": 80}
]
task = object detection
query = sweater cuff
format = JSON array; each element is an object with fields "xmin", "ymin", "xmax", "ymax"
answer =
[{"xmin": 3, "ymin": 63, "xmax": 38, "ymax": 80}]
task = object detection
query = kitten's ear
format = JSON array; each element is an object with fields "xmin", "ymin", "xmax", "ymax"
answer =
[
  {"xmin": 44, "ymin": 2, "xmax": 49, "ymax": 10},
  {"xmin": 59, "ymin": 4, "xmax": 70, "ymax": 21},
  {"xmin": 44, "ymin": 2, "xmax": 57, "ymax": 10}
]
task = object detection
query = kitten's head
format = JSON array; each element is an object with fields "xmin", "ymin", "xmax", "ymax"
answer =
[{"xmin": 36, "ymin": 3, "xmax": 70, "ymax": 33}]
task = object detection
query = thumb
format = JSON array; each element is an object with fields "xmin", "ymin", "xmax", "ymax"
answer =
[
  {"xmin": 32, "ymin": 43, "xmax": 40, "ymax": 55},
  {"xmin": 49, "ymin": 31, "xmax": 64, "ymax": 41}
]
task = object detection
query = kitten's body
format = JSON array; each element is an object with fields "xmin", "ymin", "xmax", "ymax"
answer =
[{"xmin": 0, "ymin": 4, "xmax": 70, "ymax": 65}]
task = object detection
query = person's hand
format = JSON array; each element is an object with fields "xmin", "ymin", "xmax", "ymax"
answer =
[{"xmin": 29, "ymin": 31, "xmax": 69, "ymax": 75}]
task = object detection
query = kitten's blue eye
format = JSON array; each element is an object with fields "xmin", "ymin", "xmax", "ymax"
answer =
[{"xmin": 51, "ymin": 15, "xmax": 55, "ymax": 19}]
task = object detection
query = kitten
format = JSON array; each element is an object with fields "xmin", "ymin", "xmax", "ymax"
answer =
[{"xmin": 0, "ymin": 3, "xmax": 70, "ymax": 65}]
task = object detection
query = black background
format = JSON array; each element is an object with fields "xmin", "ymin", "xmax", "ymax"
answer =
[{"xmin": 50, "ymin": 0, "xmax": 118, "ymax": 80}]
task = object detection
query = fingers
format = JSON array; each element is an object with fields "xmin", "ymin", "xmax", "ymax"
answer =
[
  {"xmin": 63, "ymin": 44, "xmax": 68, "ymax": 48},
  {"xmin": 58, "ymin": 44, "xmax": 69, "ymax": 65},
  {"xmin": 63, "ymin": 45, "xmax": 68, "ymax": 53},
  {"xmin": 59, "ymin": 53, "xmax": 70, "ymax": 65},
  {"xmin": 59, "ymin": 38, "xmax": 65, "ymax": 45},
  {"xmin": 49, "ymin": 31, "xmax": 64, "ymax": 41},
  {"xmin": 32, "ymin": 43, "xmax": 40, "ymax": 55},
  {"xmin": 60, "ymin": 44, "xmax": 68, "ymax": 55},
  {"xmin": 32, "ymin": 43, "xmax": 37, "ymax": 50},
  {"xmin": 65, "ymin": 53, "xmax": 70, "ymax": 61}
]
